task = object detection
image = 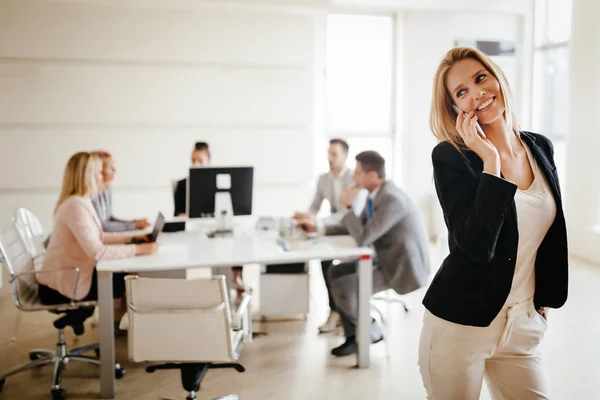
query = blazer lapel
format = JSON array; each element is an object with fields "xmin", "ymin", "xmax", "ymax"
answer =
[
  {"xmin": 464, "ymin": 132, "xmax": 560, "ymax": 226},
  {"xmin": 373, "ymin": 181, "xmax": 387, "ymax": 208},
  {"xmin": 464, "ymin": 140, "xmax": 517, "ymax": 224},
  {"xmin": 519, "ymin": 132, "xmax": 561, "ymax": 204},
  {"xmin": 105, "ymin": 187, "xmax": 112, "ymax": 218},
  {"xmin": 362, "ymin": 182, "xmax": 386, "ymax": 226},
  {"xmin": 460, "ymin": 150, "xmax": 485, "ymax": 179}
]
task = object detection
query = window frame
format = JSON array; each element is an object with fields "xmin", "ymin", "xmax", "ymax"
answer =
[{"xmin": 324, "ymin": 12, "xmax": 397, "ymax": 178}]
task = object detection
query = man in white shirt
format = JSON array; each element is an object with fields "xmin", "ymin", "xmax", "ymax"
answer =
[{"xmin": 293, "ymin": 139, "xmax": 367, "ymax": 334}]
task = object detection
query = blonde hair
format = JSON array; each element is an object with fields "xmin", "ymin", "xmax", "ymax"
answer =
[
  {"xmin": 429, "ymin": 47, "xmax": 519, "ymax": 151},
  {"xmin": 55, "ymin": 152, "xmax": 102, "ymax": 213}
]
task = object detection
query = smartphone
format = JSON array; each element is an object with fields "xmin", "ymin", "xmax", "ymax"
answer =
[{"xmin": 452, "ymin": 105, "xmax": 486, "ymax": 138}]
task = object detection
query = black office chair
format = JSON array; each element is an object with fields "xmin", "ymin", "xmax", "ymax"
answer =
[{"xmin": 149, "ymin": 363, "xmax": 244, "ymax": 400}]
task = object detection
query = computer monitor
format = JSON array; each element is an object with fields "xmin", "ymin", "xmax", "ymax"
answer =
[{"xmin": 187, "ymin": 166, "xmax": 254, "ymax": 219}]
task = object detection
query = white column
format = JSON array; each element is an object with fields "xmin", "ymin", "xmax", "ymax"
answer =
[{"xmin": 566, "ymin": 0, "xmax": 600, "ymax": 261}]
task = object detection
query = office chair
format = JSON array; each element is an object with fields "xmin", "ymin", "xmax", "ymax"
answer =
[
  {"xmin": 370, "ymin": 289, "xmax": 411, "ymax": 359},
  {"xmin": 0, "ymin": 222, "xmax": 124, "ymax": 400},
  {"xmin": 125, "ymin": 275, "xmax": 250, "ymax": 400},
  {"xmin": 13, "ymin": 207, "xmax": 47, "ymax": 263},
  {"xmin": 372, "ymin": 289, "xmax": 411, "ymax": 314}
]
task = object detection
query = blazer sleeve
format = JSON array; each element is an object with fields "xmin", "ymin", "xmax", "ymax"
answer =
[
  {"xmin": 309, "ymin": 176, "xmax": 325, "ymax": 215},
  {"xmin": 103, "ymin": 232, "xmax": 134, "ymax": 245},
  {"xmin": 102, "ymin": 220, "xmax": 136, "ymax": 232},
  {"xmin": 103, "ymin": 189, "xmax": 136, "ymax": 231},
  {"xmin": 547, "ymin": 137, "xmax": 555, "ymax": 159},
  {"xmin": 324, "ymin": 220, "xmax": 349, "ymax": 236},
  {"xmin": 174, "ymin": 179, "xmax": 187, "ymax": 216},
  {"xmin": 432, "ymin": 142, "xmax": 517, "ymax": 263},
  {"xmin": 322, "ymin": 188, "xmax": 367, "ymax": 226},
  {"xmin": 338, "ymin": 193, "xmax": 403, "ymax": 247},
  {"xmin": 63, "ymin": 201, "xmax": 137, "ymax": 261}
]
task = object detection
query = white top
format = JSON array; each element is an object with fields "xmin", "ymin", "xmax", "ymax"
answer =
[
  {"xmin": 505, "ymin": 139, "xmax": 557, "ymax": 305},
  {"xmin": 97, "ymin": 230, "xmax": 373, "ymax": 273}
]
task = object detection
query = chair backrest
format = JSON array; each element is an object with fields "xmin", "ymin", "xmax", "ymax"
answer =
[
  {"xmin": 126, "ymin": 275, "xmax": 240, "ymax": 363},
  {"xmin": 13, "ymin": 208, "xmax": 46, "ymax": 259},
  {"xmin": 0, "ymin": 222, "xmax": 41, "ymax": 310}
]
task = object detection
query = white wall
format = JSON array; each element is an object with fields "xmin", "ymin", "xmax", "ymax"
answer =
[
  {"xmin": 394, "ymin": 9, "xmax": 528, "ymax": 236},
  {"xmin": 565, "ymin": 0, "xmax": 600, "ymax": 263},
  {"xmin": 333, "ymin": 0, "xmax": 531, "ymax": 14},
  {"xmin": 0, "ymin": 0, "xmax": 328, "ymax": 230},
  {"xmin": 0, "ymin": 0, "xmax": 536, "ymax": 241},
  {"xmin": 326, "ymin": 1, "xmax": 533, "ymax": 238}
]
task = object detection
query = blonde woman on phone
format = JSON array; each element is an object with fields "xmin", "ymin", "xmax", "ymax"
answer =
[
  {"xmin": 37, "ymin": 152, "xmax": 158, "ymax": 311},
  {"xmin": 419, "ymin": 47, "xmax": 568, "ymax": 399}
]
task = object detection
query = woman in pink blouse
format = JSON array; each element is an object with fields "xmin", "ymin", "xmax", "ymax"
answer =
[{"xmin": 37, "ymin": 152, "xmax": 158, "ymax": 305}]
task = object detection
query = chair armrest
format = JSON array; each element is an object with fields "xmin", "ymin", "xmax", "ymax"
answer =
[
  {"xmin": 127, "ymin": 301, "xmax": 226, "ymax": 314},
  {"xmin": 232, "ymin": 293, "xmax": 251, "ymax": 330},
  {"xmin": 15, "ymin": 267, "xmax": 81, "ymax": 305},
  {"xmin": 15, "ymin": 267, "xmax": 79, "ymax": 278}
]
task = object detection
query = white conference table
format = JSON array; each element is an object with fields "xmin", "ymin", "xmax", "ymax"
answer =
[{"xmin": 96, "ymin": 229, "xmax": 374, "ymax": 399}]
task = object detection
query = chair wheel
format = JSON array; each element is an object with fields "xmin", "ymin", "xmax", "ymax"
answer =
[
  {"xmin": 51, "ymin": 387, "xmax": 66, "ymax": 400},
  {"xmin": 0, "ymin": 378, "xmax": 5, "ymax": 391},
  {"xmin": 115, "ymin": 364, "xmax": 126, "ymax": 379},
  {"xmin": 29, "ymin": 352, "xmax": 41, "ymax": 361}
]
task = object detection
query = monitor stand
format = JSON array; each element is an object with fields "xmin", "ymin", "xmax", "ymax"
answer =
[{"xmin": 214, "ymin": 192, "xmax": 234, "ymax": 235}]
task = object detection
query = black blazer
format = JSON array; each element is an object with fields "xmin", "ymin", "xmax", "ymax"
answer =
[
  {"xmin": 173, "ymin": 178, "xmax": 187, "ymax": 217},
  {"xmin": 423, "ymin": 131, "xmax": 568, "ymax": 327}
]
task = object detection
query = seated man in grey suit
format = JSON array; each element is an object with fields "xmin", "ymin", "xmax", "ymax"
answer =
[
  {"xmin": 91, "ymin": 150, "xmax": 150, "ymax": 232},
  {"xmin": 297, "ymin": 151, "xmax": 430, "ymax": 356},
  {"xmin": 294, "ymin": 138, "xmax": 367, "ymax": 334}
]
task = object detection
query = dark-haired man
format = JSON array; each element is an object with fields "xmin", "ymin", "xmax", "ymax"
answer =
[{"xmin": 297, "ymin": 151, "xmax": 430, "ymax": 356}]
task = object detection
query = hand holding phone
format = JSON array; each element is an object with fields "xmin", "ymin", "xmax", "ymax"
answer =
[
  {"xmin": 452, "ymin": 104, "xmax": 499, "ymax": 174},
  {"xmin": 452, "ymin": 105, "xmax": 486, "ymax": 138}
]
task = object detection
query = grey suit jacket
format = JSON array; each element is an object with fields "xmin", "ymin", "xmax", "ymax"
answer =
[
  {"xmin": 309, "ymin": 168, "xmax": 367, "ymax": 225},
  {"xmin": 325, "ymin": 181, "xmax": 430, "ymax": 295},
  {"xmin": 91, "ymin": 186, "xmax": 136, "ymax": 232}
]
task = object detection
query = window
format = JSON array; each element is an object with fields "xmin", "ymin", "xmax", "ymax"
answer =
[
  {"xmin": 325, "ymin": 14, "xmax": 394, "ymax": 176},
  {"xmin": 531, "ymin": 0, "xmax": 572, "ymax": 187}
]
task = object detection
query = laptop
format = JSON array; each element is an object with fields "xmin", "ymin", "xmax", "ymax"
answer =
[{"xmin": 131, "ymin": 212, "xmax": 165, "ymax": 244}]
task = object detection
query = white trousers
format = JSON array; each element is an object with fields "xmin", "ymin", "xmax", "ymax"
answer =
[{"xmin": 418, "ymin": 298, "xmax": 549, "ymax": 400}]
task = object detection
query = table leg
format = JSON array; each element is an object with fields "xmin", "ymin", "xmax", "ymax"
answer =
[
  {"xmin": 357, "ymin": 255, "xmax": 373, "ymax": 368},
  {"xmin": 98, "ymin": 271, "xmax": 115, "ymax": 398}
]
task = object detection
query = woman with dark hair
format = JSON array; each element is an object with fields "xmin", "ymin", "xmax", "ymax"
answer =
[{"xmin": 173, "ymin": 142, "xmax": 246, "ymax": 298}]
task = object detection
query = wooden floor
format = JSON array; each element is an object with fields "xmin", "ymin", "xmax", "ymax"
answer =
[{"xmin": 1, "ymin": 248, "xmax": 599, "ymax": 400}]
